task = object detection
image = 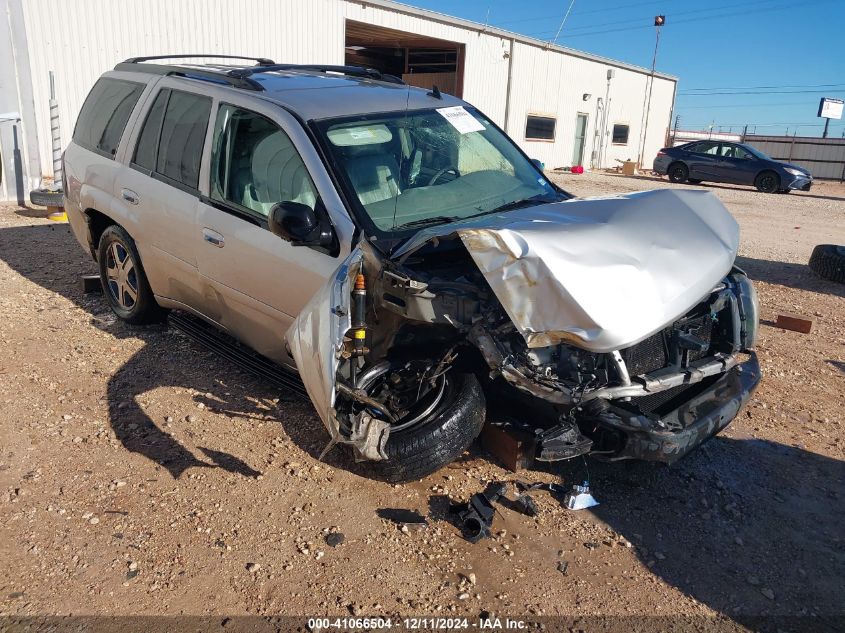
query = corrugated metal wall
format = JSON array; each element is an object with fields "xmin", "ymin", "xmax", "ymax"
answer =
[
  {"xmin": 506, "ymin": 41, "xmax": 675, "ymax": 169},
  {"xmin": 14, "ymin": 0, "xmax": 675, "ymax": 177},
  {"xmin": 744, "ymin": 135, "xmax": 845, "ymax": 180}
]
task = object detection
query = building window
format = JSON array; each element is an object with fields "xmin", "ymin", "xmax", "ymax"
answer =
[
  {"xmin": 525, "ymin": 115, "xmax": 556, "ymax": 141},
  {"xmin": 612, "ymin": 124, "xmax": 630, "ymax": 145}
]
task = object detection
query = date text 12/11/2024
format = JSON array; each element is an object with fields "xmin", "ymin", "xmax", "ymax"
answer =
[{"xmin": 307, "ymin": 617, "xmax": 529, "ymax": 630}]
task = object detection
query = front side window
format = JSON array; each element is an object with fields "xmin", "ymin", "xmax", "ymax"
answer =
[
  {"xmin": 612, "ymin": 124, "xmax": 630, "ymax": 145},
  {"xmin": 210, "ymin": 105, "xmax": 318, "ymax": 218},
  {"xmin": 727, "ymin": 145, "xmax": 752, "ymax": 160},
  {"xmin": 132, "ymin": 88, "xmax": 211, "ymax": 190},
  {"xmin": 73, "ymin": 78, "xmax": 144, "ymax": 157},
  {"xmin": 316, "ymin": 107, "xmax": 564, "ymax": 235},
  {"xmin": 525, "ymin": 115, "xmax": 556, "ymax": 141}
]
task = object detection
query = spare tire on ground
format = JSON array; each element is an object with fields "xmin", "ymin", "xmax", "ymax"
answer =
[
  {"xmin": 808, "ymin": 244, "xmax": 845, "ymax": 284},
  {"xmin": 29, "ymin": 188, "xmax": 64, "ymax": 207}
]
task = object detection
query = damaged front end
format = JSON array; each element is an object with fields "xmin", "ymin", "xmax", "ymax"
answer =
[{"xmin": 286, "ymin": 189, "xmax": 761, "ymax": 468}]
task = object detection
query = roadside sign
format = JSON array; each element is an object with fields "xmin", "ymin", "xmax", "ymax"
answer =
[{"xmin": 818, "ymin": 97, "xmax": 844, "ymax": 120}]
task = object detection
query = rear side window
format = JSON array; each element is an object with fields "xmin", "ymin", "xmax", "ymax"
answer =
[
  {"xmin": 73, "ymin": 78, "xmax": 144, "ymax": 158},
  {"xmin": 132, "ymin": 90, "xmax": 168, "ymax": 171},
  {"xmin": 131, "ymin": 88, "xmax": 211, "ymax": 190}
]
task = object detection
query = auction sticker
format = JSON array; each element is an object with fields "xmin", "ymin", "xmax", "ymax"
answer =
[{"xmin": 437, "ymin": 106, "xmax": 485, "ymax": 134}]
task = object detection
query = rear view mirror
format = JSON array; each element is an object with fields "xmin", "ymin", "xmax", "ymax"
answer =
[{"xmin": 268, "ymin": 201, "xmax": 336, "ymax": 253}]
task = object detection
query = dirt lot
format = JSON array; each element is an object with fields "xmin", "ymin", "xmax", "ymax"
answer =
[{"xmin": 1, "ymin": 173, "xmax": 843, "ymax": 628}]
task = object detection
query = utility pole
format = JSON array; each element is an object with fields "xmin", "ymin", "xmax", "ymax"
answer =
[
  {"xmin": 672, "ymin": 114, "xmax": 680, "ymax": 143},
  {"xmin": 636, "ymin": 15, "xmax": 664, "ymax": 167},
  {"xmin": 741, "ymin": 124, "xmax": 747, "ymax": 142}
]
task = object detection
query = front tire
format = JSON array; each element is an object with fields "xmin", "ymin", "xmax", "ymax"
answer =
[
  {"xmin": 371, "ymin": 373, "xmax": 486, "ymax": 483},
  {"xmin": 755, "ymin": 171, "xmax": 780, "ymax": 193},
  {"xmin": 668, "ymin": 162, "xmax": 689, "ymax": 183},
  {"xmin": 98, "ymin": 225, "xmax": 166, "ymax": 324}
]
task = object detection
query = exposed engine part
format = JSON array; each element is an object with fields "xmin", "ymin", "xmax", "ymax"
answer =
[
  {"xmin": 351, "ymin": 269, "xmax": 367, "ymax": 358},
  {"xmin": 335, "ymin": 381, "xmax": 397, "ymax": 425}
]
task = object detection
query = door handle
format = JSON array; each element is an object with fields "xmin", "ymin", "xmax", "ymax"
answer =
[
  {"xmin": 202, "ymin": 228, "xmax": 225, "ymax": 248},
  {"xmin": 121, "ymin": 189, "xmax": 139, "ymax": 205}
]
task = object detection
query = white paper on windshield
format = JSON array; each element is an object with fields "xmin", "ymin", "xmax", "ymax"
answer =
[{"xmin": 437, "ymin": 106, "xmax": 485, "ymax": 134}]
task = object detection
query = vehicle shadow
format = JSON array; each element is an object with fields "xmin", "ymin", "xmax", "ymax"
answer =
[
  {"xmin": 0, "ymin": 221, "xmax": 353, "ymax": 479},
  {"xmin": 735, "ymin": 255, "xmax": 844, "ymax": 298},
  {"xmin": 553, "ymin": 436, "xmax": 845, "ymax": 624}
]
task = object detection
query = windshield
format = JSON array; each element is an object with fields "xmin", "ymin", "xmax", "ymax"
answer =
[{"xmin": 315, "ymin": 107, "xmax": 564, "ymax": 235}]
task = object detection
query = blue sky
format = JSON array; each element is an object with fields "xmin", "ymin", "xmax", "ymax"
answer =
[{"xmin": 402, "ymin": 0, "xmax": 845, "ymax": 137}]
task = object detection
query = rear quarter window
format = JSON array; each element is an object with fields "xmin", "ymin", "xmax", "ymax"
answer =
[{"xmin": 73, "ymin": 78, "xmax": 145, "ymax": 158}]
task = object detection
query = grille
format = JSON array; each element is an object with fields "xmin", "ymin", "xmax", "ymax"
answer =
[
  {"xmin": 620, "ymin": 314, "xmax": 715, "ymax": 377},
  {"xmin": 688, "ymin": 317, "xmax": 713, "ymax": 363},
  {"xmin": 620, "ymin": 330, "xmax": 667, "ymax": 376}
]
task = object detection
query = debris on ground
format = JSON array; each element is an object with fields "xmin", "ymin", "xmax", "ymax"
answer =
[
  {"xmin": 563, "ymin": 482, "xmax": 599, "ymax": 510},
  {"xmin": 774, "ymin": 313, "xmax": 813, "ymax": 333},
  {"xmin": 376, "ymin": 508, "xmax": 428, "ymax": 532}
]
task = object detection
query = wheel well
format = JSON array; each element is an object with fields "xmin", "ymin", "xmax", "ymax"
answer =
[
  {"xmin": 84, "ymin": 209, "xmax": 116, "ymax": 260},
  {"xmin": 755, "ymin": 169, "xmax": 779, "ymax": 181},
  {"xmin": 668, "ymin": 160, "xmax": 686, "ymax": 172}
]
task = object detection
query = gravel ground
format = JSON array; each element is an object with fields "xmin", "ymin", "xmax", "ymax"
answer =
[{"xmin": 0, "ymin": 172, "xmax": 843, "ymax": 627}]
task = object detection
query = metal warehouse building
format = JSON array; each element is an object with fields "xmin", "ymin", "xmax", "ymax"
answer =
[{"xmin": 0, "ymin": 0, "xmax": 677, "ymax": 202}]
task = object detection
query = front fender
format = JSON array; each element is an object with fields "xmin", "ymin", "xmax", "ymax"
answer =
[{"xmin": 284, "ymin": 246, "xmax": 364, "ymax": 440}]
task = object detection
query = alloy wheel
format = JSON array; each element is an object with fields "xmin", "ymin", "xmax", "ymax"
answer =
[{"xmin": 104, "ymin": 241, "xmax": 139, "ymax": 309}]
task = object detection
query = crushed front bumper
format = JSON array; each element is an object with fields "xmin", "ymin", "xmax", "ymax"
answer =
[{"xmin": 593, "ymin": 353, "xmax": 761, "ymax": 463}]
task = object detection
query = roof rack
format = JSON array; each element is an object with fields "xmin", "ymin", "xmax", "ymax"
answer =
[
  {"xmin": 115, "ymin": 57, "xmax": 406, "ymax": 91},
  {"xmin": 123, "ymin": 54, "xmax": 277, "ymax": 66},
  {"xmin": 228, "ymin": 64, "xmax": 406, "ymax": 85}
]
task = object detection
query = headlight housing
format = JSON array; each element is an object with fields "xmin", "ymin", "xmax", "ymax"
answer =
[
  {"xmin": 731, "ymin": 272, "xmax": 759, "ymax": 351},
  {"xmin": 784, "ymin": 167, "xmax": 805, "ymax": 177}
]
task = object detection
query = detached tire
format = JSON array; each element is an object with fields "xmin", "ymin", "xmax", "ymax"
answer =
[
  {"xmin": 372, "ymin": 373, "xmax": 486, "ymax": 483},
  {"xmin": 29, "ymin": 188, "xmax": 64, "ymax": 207},
  {"xmin": 98, "ymin": 225, "xmax": 167, "ymax": 324},
  {"xmin": 808, "ymin": 244, "xmax": 845, "ymax": 284}
]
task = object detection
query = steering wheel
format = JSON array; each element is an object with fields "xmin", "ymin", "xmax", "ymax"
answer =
[{"xmin": 428, "ymin": 166, "xmax": 461, "ymax": 186}]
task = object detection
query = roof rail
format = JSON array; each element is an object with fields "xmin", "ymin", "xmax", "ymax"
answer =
[
  {"xmin": 123, "ymin": 54, "xmax": 277, "ymax": 66},
  {"xmin": 228, "ymin": 64, "xmax": 406, "ymax": 85},
  {"xmin": 114, "ymin": 58, "xmax": 406, "ymax": 91},
  {"xmin": 114, "ymin": 60, "xmax": 266, "ymax": 91}
]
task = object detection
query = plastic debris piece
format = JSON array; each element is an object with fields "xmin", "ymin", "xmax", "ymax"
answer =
[
  {"xmin": 458, "ymin": 493, "xmax": 497, "ymax": 543},
  {"xmin": 563, "ymin": 481, "xmax": 599, "ymax": 510},
  {"xmin": 514, "ymin": 493, "xmax": 539, "ymax": 517}
]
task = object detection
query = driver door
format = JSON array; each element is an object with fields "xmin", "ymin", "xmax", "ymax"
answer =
[{"xmin": 194, "ymin": 101, "xmax": 351, "ymax": 364}]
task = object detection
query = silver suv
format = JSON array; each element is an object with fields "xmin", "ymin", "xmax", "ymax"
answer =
[{"xmin": 65, "ymin": 55, "xmax": 761, "ymax": 482}]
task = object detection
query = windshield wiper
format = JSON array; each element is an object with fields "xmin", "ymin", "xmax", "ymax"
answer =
[
  {"xmin": 465, "ymin": 193, "xmax": 564, "ymax": 220},
  {"xmin": 393, "ymin": 215, "xmax": 459, "ymax": 230}
]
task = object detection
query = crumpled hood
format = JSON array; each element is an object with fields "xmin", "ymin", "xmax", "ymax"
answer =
[{"xmin": 394, "ymin": 188, "xmax": 739, "ymax": 352}]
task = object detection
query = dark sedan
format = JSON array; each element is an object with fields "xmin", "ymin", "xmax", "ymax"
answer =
[{"xmin": 653, "ymin": 141, "xmax": 812, "ymax": 193}]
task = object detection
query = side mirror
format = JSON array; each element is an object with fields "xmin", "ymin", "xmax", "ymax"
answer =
[
  {"xmin": 531, "ymin": 158, "xmax": 545, "ymax": 171},
  {"xmin": 268, "ymin": 201, "xmax": 336, "ymax": 252}
]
